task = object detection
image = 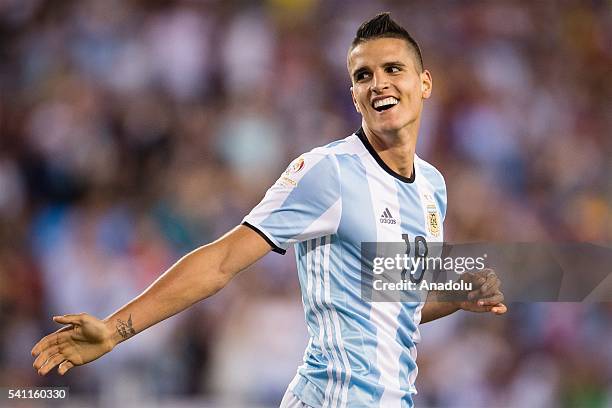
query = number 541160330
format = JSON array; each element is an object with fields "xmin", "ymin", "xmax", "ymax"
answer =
[{"xmin": 5, "ymin": 387, "xmax": 68, "ymax": 399}]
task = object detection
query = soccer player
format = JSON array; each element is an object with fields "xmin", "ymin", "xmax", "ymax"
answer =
[{"xmin": 32, "ymin": 13, "xmax": 506, "ymax": 408}]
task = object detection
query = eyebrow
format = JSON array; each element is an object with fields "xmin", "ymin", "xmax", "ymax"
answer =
[
  {"xmin": 352, "ymin": 61, "xmax": 407, "ymax": 78},
  {"xmin": 382, "ymin": 61, "xmax": 406, "ymax": 68}
]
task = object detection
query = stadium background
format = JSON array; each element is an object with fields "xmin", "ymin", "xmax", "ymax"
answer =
[{"xmin": 0, "ymin": 0, "xmax": 610, "ymax": 407}]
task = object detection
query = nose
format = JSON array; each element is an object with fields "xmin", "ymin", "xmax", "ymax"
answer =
[{"xmin": 370, "ymin": 70, "xmax": 389, "ymax": 93}]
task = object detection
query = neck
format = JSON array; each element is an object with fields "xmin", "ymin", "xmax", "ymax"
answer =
[{"xmin": 362, "ymin": 122, "xmax": 419, "ymax": 179}]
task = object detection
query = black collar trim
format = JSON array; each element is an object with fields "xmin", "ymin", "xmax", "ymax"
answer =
[{"xmin": 355, "ymin": 127, "xmax": 416, "ymax": 183}]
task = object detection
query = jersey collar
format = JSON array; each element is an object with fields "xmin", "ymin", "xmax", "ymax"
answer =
[{"xmin": 355, "ymin": 127, "xmax": 416, "ymax": 184}]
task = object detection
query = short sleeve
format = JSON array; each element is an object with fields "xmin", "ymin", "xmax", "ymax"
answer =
[{"xmin": 242, "ymin": 151, "xmax": 342, "ymax": 254}]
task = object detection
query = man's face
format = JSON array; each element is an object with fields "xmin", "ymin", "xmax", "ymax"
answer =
[{"xmin": 348, "ymin": 37, "xmax": 432, "ymax": 135}]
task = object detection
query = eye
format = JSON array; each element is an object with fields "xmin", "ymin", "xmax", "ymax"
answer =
[
  {"xmin": 386, "ymin": 66, "xmax": 401, "ymax": 74},
  {"xmin": 355, "ymin": 71, "xmax": 371, "ymax": 82}
]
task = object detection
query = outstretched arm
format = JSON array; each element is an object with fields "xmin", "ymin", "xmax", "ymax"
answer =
[
  {"xmin": 421, "ymin": 269, "xmax": 507, "ymax": 324},
  {"xmin": 31, "ymin": 225, "xmax": 271, "ymax": 375}
]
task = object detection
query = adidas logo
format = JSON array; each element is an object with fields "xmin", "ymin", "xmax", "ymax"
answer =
[{"xmin": 379, "ymin": 208, "xmax": 397, "ymax": 224}]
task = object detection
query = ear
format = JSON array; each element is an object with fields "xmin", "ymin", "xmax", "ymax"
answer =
[
  {"xmin": 420, "ymin": 70, "xmax": 432, "ymax": 99},
  {"xmin": 350, "ymin": 86, "xmax": 361, "ymax": 113}
]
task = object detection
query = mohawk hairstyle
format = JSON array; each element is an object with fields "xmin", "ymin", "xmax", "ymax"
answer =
[{"xmin": 350, "ymin": 12, "xmax": 424, "ymax": 72}]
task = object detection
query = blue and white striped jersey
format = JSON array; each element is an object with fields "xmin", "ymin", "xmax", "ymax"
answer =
[{"xmin": 242, "ymin": 128, "xmax": 447, "ymax": 408}]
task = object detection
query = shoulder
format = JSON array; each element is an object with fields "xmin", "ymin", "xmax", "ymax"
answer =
[
  {"xmin": 306, "ymin": 133, "xmax": 365, "ymax": 159},
  {"xmin": 287, "ymin": 133, "xmax": 365, "ymax": 176},
  {"xmin": 416, "ymin": 155, "xmax": 448, "ymax": 220},
  {"xmin": 276, "ymin": 136, "xmax": 353, "ymax": 190},
  {"xmin": 416, "ymin": 155, "xmax": 446, "ymax": 192}
]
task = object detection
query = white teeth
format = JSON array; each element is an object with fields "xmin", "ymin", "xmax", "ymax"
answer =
[{"xmin": 373, "ymin": 97, "xmax": 399, "ymax": 108}]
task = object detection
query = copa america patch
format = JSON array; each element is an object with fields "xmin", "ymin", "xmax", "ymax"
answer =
[
  {"xmin": 284, "ymin": 157, "xmax": 305, "ymax": 175},
  {"xmin": 276, "ymin": 157, "xmax": 306, "ymax": 188}
]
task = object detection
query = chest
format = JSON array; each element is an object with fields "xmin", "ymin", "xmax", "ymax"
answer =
[{"xmin": 337, "ymin": 171, "xmax": 443, "ymax": 245}]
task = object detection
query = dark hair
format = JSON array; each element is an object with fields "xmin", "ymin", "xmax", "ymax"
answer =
[{"xmin": 350, "ymin": 12, "xmax": 423, "ymax": 72}]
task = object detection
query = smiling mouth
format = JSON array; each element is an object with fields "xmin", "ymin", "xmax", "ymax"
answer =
[{"xmin": 372, "ymin": 97, "xmax": 399, "ymax": 112}]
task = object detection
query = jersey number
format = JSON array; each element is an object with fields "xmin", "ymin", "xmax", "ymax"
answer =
[{"xmin": 400, "ymin": 234, "xmax": 428, "ymax": 283}]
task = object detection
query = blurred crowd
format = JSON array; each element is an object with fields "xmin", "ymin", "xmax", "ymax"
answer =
[{"xmin": 0, "ymin": 0, "xmax": 610, "ymax": 407}]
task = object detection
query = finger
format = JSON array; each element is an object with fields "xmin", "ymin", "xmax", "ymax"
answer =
[
  {"xmin": 479, "ymin": 274, "xmax": 500, "ymax": 296},
  {"xmin": 31, "ymin": 330, "xmax": 58, "ymax": 357},
  {"xmin": 32, "ymin": 331, "xmax": 71, "ymax": 358},
  {"xmin": 491, "ymin": 303, "xmax": 508, "ymax": 314},
  {"xmin": 33, "ymin": 344, "xmax": 61, "ymax": 370},
  {"xmin": 465, "ymin": 272, "xmax": 487, "ymax": 285},
  {"xmin": 32, "ymin": 315, "xmax": 80, "ymax": 356},
  {"xmin": 32, "ymin": 333, "xmax": 57, "ymax": 357},
  {"xmin": 468, "ymin": 286, "xmax": 493, "ymax": 300},
  {"xmin": 467, "ymin": 289, "xmax": 479, "ymax": 301},
  {"xmin": 53, "ymin": 314, "xmax": 84, "ymax": 326},
  {"xmin": 469, "ymin": 271, "xmax": 500, "ymax": 300},
  {"xmin": 464, "ymin": 274, "xmax": 487, "ymax": 292},
  {"xmin": 476, "ymin": 292, "xmax": 504, "ymax": 307},
  {"xmin": 38, "ymin": 353, "xmax": 66, "ymax": 376},
  {"xmin": 33, "ymin": 332, "xmax": 71, "ymax": 369},
  {"xmin": 31, "ymin": 342, "xmax": 41, "ymax": 357},
  {"xmin": 58, "ymin": 360, "xmax": 74, "ymax": 376}
]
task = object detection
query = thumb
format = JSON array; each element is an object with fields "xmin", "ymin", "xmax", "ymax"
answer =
[{"xmin": 53, "ymin": 314, "xmax": 85, "ymax": 325}]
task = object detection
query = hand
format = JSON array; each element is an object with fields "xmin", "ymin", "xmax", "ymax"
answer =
[
  {"xmin": 458, "ymin": 269, "xmax": 507, "ymax": 315},
  {"xmin": 31, "ymin": 313, "xmax": 115, "ymax": 376}
]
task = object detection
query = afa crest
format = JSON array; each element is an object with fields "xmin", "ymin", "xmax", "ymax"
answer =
[{"xmin": 426, "ymin": 204, "xmax": 440, "ymax": 237}]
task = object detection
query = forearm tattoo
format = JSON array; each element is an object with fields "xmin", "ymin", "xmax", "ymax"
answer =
[{"xmin": 116, "ymin": 314, "xmax": 136, "ymax": 339}]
